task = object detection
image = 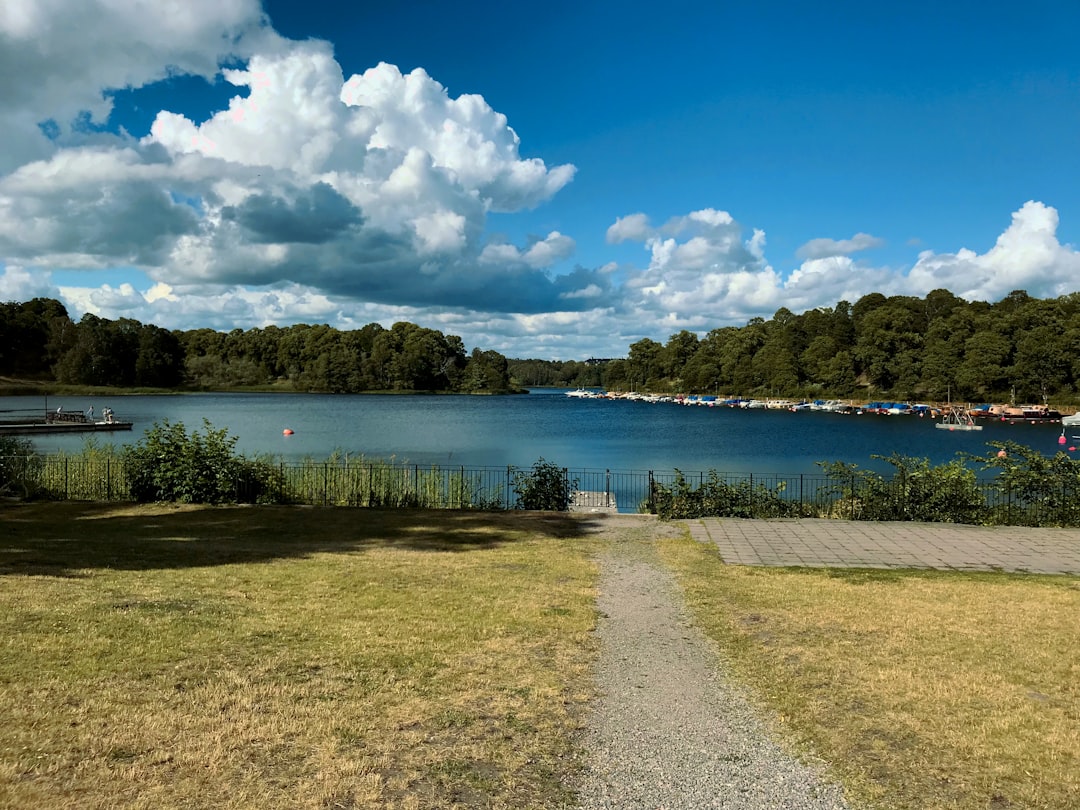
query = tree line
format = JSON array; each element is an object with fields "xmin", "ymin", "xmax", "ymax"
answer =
[
  {"xmin": 0, "ymin": 299, "xmax": 515, "ymax": 393},
  {"xmin": 5, "ymin": 288, "xmax": 1080, "ymax": 400},
  {"xmin": 512, "ymin": 289, "xmax": 1080, "ymax": 403}
]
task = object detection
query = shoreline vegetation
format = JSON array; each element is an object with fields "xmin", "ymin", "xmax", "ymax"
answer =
[
  {"xmin": 7, "ymin": 287, "xmax": 1080, "ymax": 405},
  {"xmin": 5, "ymin": 417, "xmax": 1080, "ymax": 528}
]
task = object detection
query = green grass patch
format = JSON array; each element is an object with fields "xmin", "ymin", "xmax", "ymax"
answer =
[
  {"xmin": 0, "ymin": 503, "xmax": 603, "ymax": 809},
  {"xmin": 657, "ymin": 532, "xmax": 1080, "ymax": 810}
]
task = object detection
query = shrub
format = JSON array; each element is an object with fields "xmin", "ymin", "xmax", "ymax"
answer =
[
  {"xmin": 512, "ymin": 458, "xmax": 577, "ymax": 511},
  {"xmin": 650, "ymin": 469, "xmax": 808, "ymax": 520},
  {"xmin": 0, "ymin": 436, "xmax": 42, "ymax": 499},
  {"xmin": 969, "ymin": 441, "xmax": 1080, "ymax": 526},
  {"xmin": 123, "ymin": 419, "xmax": 283, "ymax": 504},
  {"xmin": 819, "ymin": 454, "xmax": 987, "ymax": 524}
]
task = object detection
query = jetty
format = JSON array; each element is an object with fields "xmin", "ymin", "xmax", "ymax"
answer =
[{"xmin": 0, "ymin": 408, "xmax": 132, "ymax": 435}]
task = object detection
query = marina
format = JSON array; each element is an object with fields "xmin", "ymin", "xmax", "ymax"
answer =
[{"xmin": 564, "ymin": 388, "xmax": 1072, "ymax": 424}]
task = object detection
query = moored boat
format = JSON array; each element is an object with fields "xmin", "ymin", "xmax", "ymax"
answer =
[{"xmin": 936, "ymin": 407, "xmax": 983, "ymax": 432}]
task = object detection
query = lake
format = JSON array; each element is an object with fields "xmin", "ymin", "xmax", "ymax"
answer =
[{"xmin": 3, "ymin": 389, "xmax": 1067, "ymax": 475}]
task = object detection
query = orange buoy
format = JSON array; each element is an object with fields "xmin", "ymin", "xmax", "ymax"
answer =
[{"xmin": 283, "ymin": 428, "xmax": 294, "ymax": 436}]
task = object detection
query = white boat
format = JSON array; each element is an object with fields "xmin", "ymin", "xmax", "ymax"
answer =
[
  {"xmin": 565, "ymin": 388, "xmax": 592, "ymax": 398},
  {"xmin": 936, "ymin": 407, "xmax": 983, "ymax": 432},
  {"xmin": 1062, "ymin": 412, "xmax": 1080, "ymax": 427}
]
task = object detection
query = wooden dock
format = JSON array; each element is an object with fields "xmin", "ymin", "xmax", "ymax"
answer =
[
  {"xmin": 572, "ymin": 490, "xmax": 618, "ymax": 514},
  {"xmin": 0, "ymin": 413, "xmax": 132, "ymax": 435}
]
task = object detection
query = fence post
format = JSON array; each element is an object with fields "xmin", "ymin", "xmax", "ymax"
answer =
[
  {"xmin": 64, "ymin": 457, "xmax": 69, "ymax": 500},
  {"xmin": 799, "ymin": 473, "xmax": 804, "ymax": 512},
  {"xmin": 648, "ymin": 470, "xmax": 655, "ymax": 512},
  {"xmin": 106, "ymin": 458, "xmax": 111, "ymax": 501},
  {"xmin": 606, "ymin": 469, "xmax": 611, "ymax": 509},
  {"xmin": 323, "ymin": 462, "xmax": 328, "ymax": 506},
  {"xmin": 507, "ymin": 465, "xmax": 512, "ymax": 510}
]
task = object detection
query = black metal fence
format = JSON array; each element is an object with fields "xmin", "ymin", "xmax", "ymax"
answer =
[{"xmin": 6, "ymin": 455, "xmax": 1080, "ymax": 527}]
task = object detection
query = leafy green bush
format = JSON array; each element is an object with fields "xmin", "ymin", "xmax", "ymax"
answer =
[
  {"xmin": 0, "ymin": 436, "xmax": 42, "ymax": 498},
  {"xmin": 512, "ymin": 458, "xmax": 577, "ymax": 511},
  {"xmin": 968, "ymin": 441, "xmax": 1080, "ymax": 526},
  {"xmin": 650, "ymin": 469, "xmax": 809, "ymax": 520},
  {"xmin": 123, "ymin": 419, "xmax": 283, "ymax": 504},
  {"xmin": 819, "ymin": 454, "xmax": 987, "ymax": 524}
]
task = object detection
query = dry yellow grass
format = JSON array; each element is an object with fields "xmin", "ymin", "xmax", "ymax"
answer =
[
  {"xmin": 0, "ymin": 502, "xmax": 603, "ymax": 809},
  {"xmin": 657, "ymin": 532, "xmax": 1080, "ymax": 810}
]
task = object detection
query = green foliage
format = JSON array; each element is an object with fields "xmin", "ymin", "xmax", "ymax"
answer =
[
  {"xmin": 512, "ymin": 458, "xmax": 577, "ymax": 511},
  {"xmin": 818, "ymin": 454, "xmax": 986, "ymax": 524},
  {"xmin": 650, "ymin": 470, "xmax": 809, "ymax": 520},
  {"xmin": 122, "ymin": 419, "xmax": 283, "ymax": 504},
  {"xmin": 0, "ymin": 436, "xmax": 43, "ymax": 498},
  {"xmin": 969, "ymin": 441, "xmax": 1080, "ymax": 526}
]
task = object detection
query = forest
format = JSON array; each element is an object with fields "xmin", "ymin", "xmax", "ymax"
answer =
[
  {"xmin": 509, "ymin": 288, "xmax": 1080, "ymax": 404},
  {"xmin": 0, "ymin": 299, "xmax": 516, "ymax": 393},
  {"xmin": 3, "ymin": 288, "xmax": 1080, "ymax": 401}
]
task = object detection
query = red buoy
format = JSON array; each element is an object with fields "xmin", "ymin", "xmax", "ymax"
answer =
[{"xmin": 283, "ymin": 428, "xmax": 294, "ymax": 436}]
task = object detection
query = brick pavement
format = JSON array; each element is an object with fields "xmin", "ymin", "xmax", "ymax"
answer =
[{"xmin": 688, "ymin": 518, "xmax": 1080, "ymax": 574}]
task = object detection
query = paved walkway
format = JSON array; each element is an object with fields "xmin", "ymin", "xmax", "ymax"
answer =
[{"xmin": 688, "ymin": 518, "xmax": 1080, "ymax": 574}]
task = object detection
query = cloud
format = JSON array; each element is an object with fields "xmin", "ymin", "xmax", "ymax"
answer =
[
  {"xmin": 0, "ymin": 17, "xmax": 593, "ymax": 319},
  {"xmin": 606, "ymin": 213, "xmax": 652, "ymax": 244},
  {"xmin": 0, "ymin": 0, "xmax": 276, "ymax": 173},
  {"xmin": 796, "ymin": 232, "xmax": 885, "ymax": 260},
  {"xmin": 904, "ymin": 200, "xmax": 1080, "ymax": 301},
  {"xmin": 221, "ymin": 182, "xmax": 361, "ymax": 244},
  {"xmin": 479, "ymin": 232, "xmax": 575, "ymax": 269}
]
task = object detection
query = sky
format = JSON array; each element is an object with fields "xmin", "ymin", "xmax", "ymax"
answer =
[{"xmin": 2, "ymin": 1, "xmax": 1080, "ymax": 360}]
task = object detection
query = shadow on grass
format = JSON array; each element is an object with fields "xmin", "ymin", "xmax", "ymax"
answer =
[{"xmin": 0, "ymin": 501, "xmax": 605, "ymax": 576}]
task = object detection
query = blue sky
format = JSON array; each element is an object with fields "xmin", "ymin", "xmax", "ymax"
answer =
[{"xmin": 2, "ymin": 1, "xmax": 1079, "ymax": 359}]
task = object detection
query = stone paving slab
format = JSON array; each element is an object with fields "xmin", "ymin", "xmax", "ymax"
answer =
[{"xmin": 688, "ymin": 518, "xmax": 1080, "ymax": 574}]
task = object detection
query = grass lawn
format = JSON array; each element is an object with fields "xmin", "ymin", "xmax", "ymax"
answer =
[
  {"xmin": 657, "ymin": 531, "xmax": 1080, "ymax": 810},
  {"xmin": 0, "ymin": 503, "xmax": 603, "ymax": 809}
]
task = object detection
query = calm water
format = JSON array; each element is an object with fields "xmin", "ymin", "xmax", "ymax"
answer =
[{"xmin": 3, "ymin": 390, "xmax": 1066, "ymax": 475}]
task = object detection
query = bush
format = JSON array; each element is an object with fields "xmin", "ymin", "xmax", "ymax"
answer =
[
  {"xmin": 650, "ymin": 469, "xmax": 808, "ymax": 520},
  {"xmin": 123, "ymin": 419, "xmax": 283, "ymax": 504},
  {"xmin": 819, "ymin": 454, "xmax": 987, "ymax": 524},
  {"xmin": 0, "ymin": 436, "xmax": 42, "ymax": 499},
  {"xmin": 969, "ymin": 441, "xmax": 1080, "ymax": 526},
  {"xmin": 512, "ymin": 458, "xmax": 577, "ymax": 511}
]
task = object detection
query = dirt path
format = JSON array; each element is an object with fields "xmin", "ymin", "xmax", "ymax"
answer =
[{"xmin": 572, "ymin": 516, "xmax": 852, "ymax": 809}]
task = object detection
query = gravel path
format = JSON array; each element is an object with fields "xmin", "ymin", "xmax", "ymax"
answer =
[{"xmin": 573, "ymin": 517, "xmax": 853, "ymax": 810}]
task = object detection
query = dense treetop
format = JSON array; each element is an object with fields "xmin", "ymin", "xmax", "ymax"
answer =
[
  {"xmin": 0, "ymin": 300, "xmax": 515, "ymax": 394},
  {"xmin": 5, "ymin": 289, "xmax": 1080, "ymax": 401},
  {"xmin": 510, "ymin": 288, "xmax": 1080, "ymax": 403}
]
